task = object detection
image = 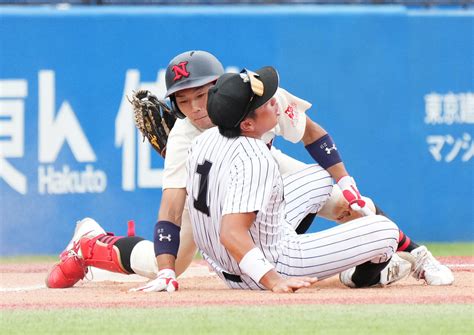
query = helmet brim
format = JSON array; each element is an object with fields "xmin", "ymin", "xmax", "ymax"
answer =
[{"xmin": 165, "ymin": 75, "xmax": 220, "ymax": 97}]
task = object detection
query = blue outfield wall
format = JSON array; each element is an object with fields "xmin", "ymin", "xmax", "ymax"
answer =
[{"xmin": 0, "ymin": 5, "xmax": 473, "ymax": 255}]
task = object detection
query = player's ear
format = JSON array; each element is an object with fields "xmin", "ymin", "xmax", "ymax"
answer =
[{"xmin": 240, "ymin": 118, "xmax": 254, "ymax": 132}]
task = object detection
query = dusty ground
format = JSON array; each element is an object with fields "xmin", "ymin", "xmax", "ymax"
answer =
[{"xmin": 1, "ymin": 257, "xmax": 473, "ymax": 309}]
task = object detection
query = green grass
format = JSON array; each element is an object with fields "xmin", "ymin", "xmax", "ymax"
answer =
[
  {"xmin": 422, "ymin": 242, "xmax": 473, "ymax": 256},
  {"xmin": 1, "ymin": 305, "xmax": 472, "ymax": 335},
  {"xmin": 0, "ymin": 255, "xmax": 57, "ymax": 264}
]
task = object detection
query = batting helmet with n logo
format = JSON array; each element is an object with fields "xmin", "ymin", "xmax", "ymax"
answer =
[{"xmin": 165, "ymin": 50, "xmax": 224, "ymax": 119}]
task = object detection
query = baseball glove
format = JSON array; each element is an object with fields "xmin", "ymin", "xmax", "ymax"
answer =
[{"xmin": 129, "ymin": 90, "xmax": 176, "ymax": 158}]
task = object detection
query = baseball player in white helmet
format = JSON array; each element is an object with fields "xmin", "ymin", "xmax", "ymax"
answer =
[{"xmin": 46, "ymin": 51, "xmax": 453, "ymax": 290}]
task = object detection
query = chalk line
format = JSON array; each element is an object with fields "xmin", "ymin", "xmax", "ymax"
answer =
[
  {"xmin": 1, "ymin": 263, "xmax": 471, "ymax": 293},
  {"xmin": 0, "ymin": 264, "xmax": 215, "ymax": 292}
]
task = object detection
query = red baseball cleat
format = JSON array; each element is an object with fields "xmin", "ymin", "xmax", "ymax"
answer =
[
  {"xmin": 45, "ymin": 218, "xmax": 106, "ymax": 289},
  {"xmin": 45, "ymin": 253, "xmax": 87, "ymax": 288},
  {"xmin": 45, "ymin": 217, "xmax": 133, "ymax": 289}
]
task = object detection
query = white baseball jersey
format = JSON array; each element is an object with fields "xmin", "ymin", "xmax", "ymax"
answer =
[
  {"xmin": 163, "ymin": 88, "xmax": 309, "ymax": 190},
  {"xmin": 187, "ymin": 128, "xmax": 400, "ymax": 290}
]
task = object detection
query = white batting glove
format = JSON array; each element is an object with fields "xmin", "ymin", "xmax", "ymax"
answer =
[
  {"xmin": 130, "ymin": 269, "xmax": 179, "ymax": 293},
  {"xmin": 337, "ymin": 176, "xmax": 366, "ymax": 211}
]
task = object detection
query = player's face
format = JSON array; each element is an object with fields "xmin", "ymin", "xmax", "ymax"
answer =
[
  {"xmin": 175, "ymin": 83, "xmax": 214, "ymax": 130},
  {"xmin": 251, "ymin": 96, "xmax": 279, "ymax": 136}
]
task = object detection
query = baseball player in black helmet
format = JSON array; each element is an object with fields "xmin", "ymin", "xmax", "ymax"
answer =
[{"xmin": 185, "ymin": 66, "xmax": 405, "ymax": 292}]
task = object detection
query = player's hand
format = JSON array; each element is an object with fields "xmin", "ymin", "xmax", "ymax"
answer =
[
  {"xmin": 337, "ymin": 176, "xmax": 366, "ymax": 211},
  {"xmin": 271, "ymin": 276, "xmax": 318, "ymax": 293},
  {"xmin": 129, "ymin": 269, "xmax": 179, "ymax": 293}
]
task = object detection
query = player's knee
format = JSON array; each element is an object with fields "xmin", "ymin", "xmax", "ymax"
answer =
[
  {"xmin": 317, "ymin": 184, "xmax": 343, "ymax": 221},
  {"xmin": 376, "ymin": 216, "xmax": 400, "ymax": 249},
  {"xmin": 129, "ymin": 240, "xmax": 158, "ymax": 279}
]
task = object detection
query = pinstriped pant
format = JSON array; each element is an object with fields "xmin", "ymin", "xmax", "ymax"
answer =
[{"xmin": 221, "ymin": 165, "xmax": 399, "ymax": 290}]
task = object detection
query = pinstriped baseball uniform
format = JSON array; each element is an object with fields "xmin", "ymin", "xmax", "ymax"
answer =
[
  {"xmin": 186, "ymin": 127, "xmax": 399, "ymax": 290},
  {"xmin": 162, "ymin": 88, "xmax": 309, "ymax": 235}
]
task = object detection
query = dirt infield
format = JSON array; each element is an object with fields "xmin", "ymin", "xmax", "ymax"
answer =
[{"xmin": 1, "ymin": 257, "xmax": 473, "ymax": 309}]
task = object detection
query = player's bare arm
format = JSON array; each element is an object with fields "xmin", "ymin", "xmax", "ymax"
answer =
[
  {"xmin": 220, "ymin": 213, "xmax": 257, "ymax": 260},
  {"xmin": 220, "ymin": 213, "xmax": 317, "ymax": 293},
  {"xmin": 158, "ymin": 188, "xmax": 187, "ymax": 226}
]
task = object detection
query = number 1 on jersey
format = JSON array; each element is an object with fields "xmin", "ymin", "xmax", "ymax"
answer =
[{"xmin": 194, "ymin": 160, "xmax": 212, "ymax": 216}]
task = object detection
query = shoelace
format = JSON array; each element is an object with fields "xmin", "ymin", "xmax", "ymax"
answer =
[
  {"xmin": 84, "ymin": 265, "xmax": 93, "ymax": 281},
  {"xmin": 57, "ymin": 249, "xmax": 88, "ymax": 280},
  {"xmin": 59, "ymin": 232, "xmax": 91, "ymax": 279},
  {"xmin": 59, "ymin": 248, "xmax": 80, "ymax": 261},
  {"xmin": 414, "ymin": 249, "xmax": 440, "ymax": 279}
]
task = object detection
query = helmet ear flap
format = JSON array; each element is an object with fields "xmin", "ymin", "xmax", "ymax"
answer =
[{"xmin": 169, "ymin": 96, "xmax": 186, "ymax": 119}]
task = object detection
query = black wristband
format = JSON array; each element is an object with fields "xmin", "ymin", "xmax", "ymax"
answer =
[
  {"xmin": 305, "ymin": 134, "xmax": 342, "ymax": 169},
  {"xmin": 153, "ymin": 220, "xmax": 181, "ymax": 257}
]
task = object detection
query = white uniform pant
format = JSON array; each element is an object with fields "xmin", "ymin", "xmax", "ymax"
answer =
[
  {"xmin": 276, "ymin": 216, "xmax": 399, "ymax": 280},
  {"xmin": 220, "ymin": 165, "xmax": 399, "ymax": 290},
  {"xmin": 223, "ymin": 215, "xmax": 398, "ymax": 290}
]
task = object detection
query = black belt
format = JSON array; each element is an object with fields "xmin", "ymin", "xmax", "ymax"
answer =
[{"xmin": 222, "ymin": 271, "xmax": 242, "ymax": 283}]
